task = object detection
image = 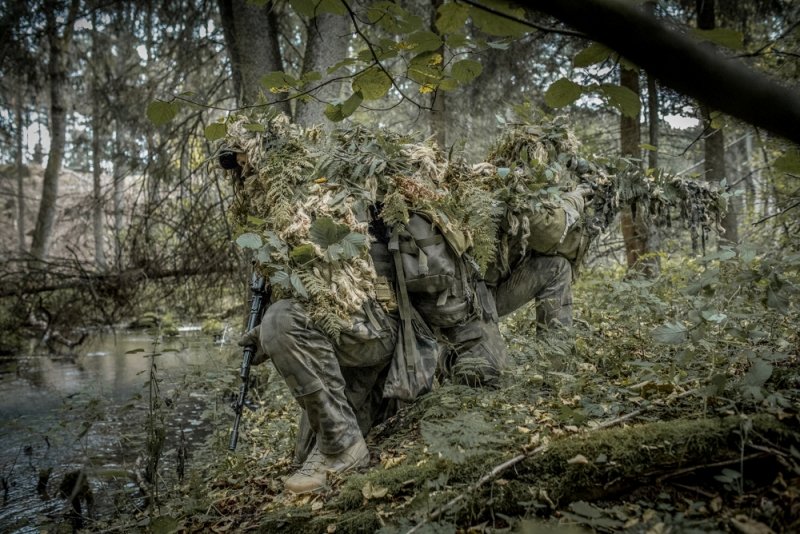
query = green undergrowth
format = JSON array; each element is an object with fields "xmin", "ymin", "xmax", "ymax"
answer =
[{"xmin": 167, "ymin": 245, "xmax": 800, "ymax": 533}]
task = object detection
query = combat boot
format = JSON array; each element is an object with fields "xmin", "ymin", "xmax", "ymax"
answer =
[{"xmin": 284, "ymin": 435, "xmax": 370, "ymax": 494}]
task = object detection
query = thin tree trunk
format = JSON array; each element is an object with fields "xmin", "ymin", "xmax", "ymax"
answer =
[
  {"xmin": 91, "ymin": 10, "xmax": 107, "ymax": 271},
  {"xmin": 295, "ymin": 13, "xmax": 350, "ymax": 128},
  {"xmin": 31, "ymin": 0, "xmax": 80, "ymax": 260},
  {"xmin": 113, "ymin": 121, "xmax": 125, "ymax": 264},
  {"xmin": 619, "ymin": 67, "xmax": 657, "ymax": 275},
  {"xmin": 644, "ymin": 2, "xmax": 659, "ymax": 170},
  {"xmin": 429, "ymin": 0, "xmax": 446, "ymax": 148},
  {"xmin": 697, "ymin": 0, "xmax": 738, "ymax": 246},
  {"xmin": 15, "ymin": 91, "xmax": 26, "ymax": 254}
]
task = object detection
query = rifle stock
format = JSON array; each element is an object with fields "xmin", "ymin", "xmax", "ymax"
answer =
[{"xmin": 229, "ymin": 272, "xmax": 269, "ymax": 451}]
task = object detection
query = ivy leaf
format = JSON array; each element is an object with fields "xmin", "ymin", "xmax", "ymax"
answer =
[
  {"xmin": 309, "ymin": 217, "xmax": 351, "ymax": 247},
  {"xmin": 407, "ymin": 31, "xmax": 442, "ymax": 53},
  {"xmin": 450, "ymin": 59, "xmax": 483, "ymax": 83},
  {"xmin": 436, "ymin": 3, "xmax": 470, "ymax": 34},
  {"xmin": 146, "ymin": 100, "xmax": 180, "ymax": 126},
  {"xmin": 235, "ymin": 233, "xmax": 263, "ymax": 250},
  {"xmin": 573, "ymin": 42, "xmax": 613, "ymax": 68},
  {"xmin": 652, "ymin": 322, "xmax": 688, "ymax": 345},
  {"xmin": 290, "ymin": 272, "xmax": 309, "ymax": 298},
  {"xmin": 598, "ymin": 83, "xmax": 641, "ymax": 118},
  {"xmin": 352, "ymin": 67, "xmax": 392, "ymax": 100},
  {"xmin": 204, "ymin": 122, "xmax": 227, "ymax": 141},
  {"xmin": 544, "ymin": 78, "xmax": 583, "ymax": 109}
]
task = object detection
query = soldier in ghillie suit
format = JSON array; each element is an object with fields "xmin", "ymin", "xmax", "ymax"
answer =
[
  {"xmin": 223, "ymin": 111, "xmax": 721, "ymax": 495},
  {"xmin": 222, "ymin": 113, "xmax": 595, "ymax": 494}
]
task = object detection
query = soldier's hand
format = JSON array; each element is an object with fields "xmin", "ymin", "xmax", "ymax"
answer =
[
  {"xmin": 575, "ymin": 183, "xmax": 594, "ymax": 200},
  {"xmin": 238, "ymin": 327, "xmax": 268, "ymax": 365}
]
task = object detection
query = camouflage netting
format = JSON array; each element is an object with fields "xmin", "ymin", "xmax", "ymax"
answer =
[{"xmin": 222, "ymin": 111, "xmax": 726, "ymax": 336}]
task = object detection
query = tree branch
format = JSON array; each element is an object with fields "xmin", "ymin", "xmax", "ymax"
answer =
[{"xmin": 509, "ymin": 0, "xmax": 800, "ymax": 145}]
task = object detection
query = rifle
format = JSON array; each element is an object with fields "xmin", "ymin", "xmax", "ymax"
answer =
[{"xmin": 229, "ymin": 272, "xmax": 270, "ymax": 451}]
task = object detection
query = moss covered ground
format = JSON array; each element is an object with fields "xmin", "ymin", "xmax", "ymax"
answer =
[{"xmin": 138, "ymin": 249, "xmax": 798, "ymax": 533}]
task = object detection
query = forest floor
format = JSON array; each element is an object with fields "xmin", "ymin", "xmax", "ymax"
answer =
[{"xmin": 103, "ymin": 250, "xmax": 799, "ymax": 534}]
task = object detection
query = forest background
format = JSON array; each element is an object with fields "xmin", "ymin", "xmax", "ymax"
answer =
[{"xmin": 1, "ymin": 0, "xmax": 799, "ymax": 532}]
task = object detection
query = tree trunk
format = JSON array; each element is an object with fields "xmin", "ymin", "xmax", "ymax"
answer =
[
  {"xmin": 14, "ymin": 90, "xmax": 26, "ymax": 254},
  {"xmin": 644, "ymin": 2, "xmax": 659, "ymax": 170},
  {"xmin": 91, "ymin": 10, "xmax": 107, "ymax": 271},
  {"xmin": 113, "ymin": 121, "xmax": 125, "ymax": 264},
  {"xmin": 295, "ymin": 13, "xmax": 350, "ymax": 128},
  {"xmin": 619, "ymin": 67, "xmax": 658, "ymax": 275},
  {"xmin": 429, "ymin": 0, "xmax": 446, "ymax": 148},
  {"xmin": 217, "ymin": 0, "xmax": 291, "ymax": 112},
  {"xmin": 31, "ymin": 0, "xmax": 80, "ymax": 260},
  {"xmin": 697, "ymin": 0, "xmax": 738, "ymax": 246}
]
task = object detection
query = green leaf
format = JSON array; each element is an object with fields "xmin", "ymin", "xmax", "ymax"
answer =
[
  {"xmin": 436, "ymin": 3, "xmax": 470, "ymax": 34},
  {"xmin": 204, "ymin": 122, "xmax": 227, "ymax": 141},
  {"xmin": 469, "ymin": 0, "xmax": 527, "ymax": 37},
  {"xmin": 367, "ymin": 1, "xmax": 423, "ymax": 34},
  {"xmin": 598, "ymin": 83, "xmax": 641, "ymax": 118},
  {"xmin": 701, "ymin": 310, "xmax": 728, "ymax": 323},
  {"xmin": 340, "ymin": 232, "xmax": 368, "ymax": 258},
  {"xmin": 261, "ymin": 71, "xmax": 299, "ymax": 91},
  {"xmin": 544, "ymin": 78, "xmax": 583, "ymax": 109},
  {"xmin": 640, "ymin": 143, "xmax": 658, "ymax": 151},
  {"xmin": 309, "ymin": 217, "xmax": 351, "ymax": 247},
  {"xmin": 302, "ymin": 70, "xmax": 323, "ymax": 83},
  {"xmin": 693, "ymin": 27, "xmax": 744, "ymax": 50},
  {"xmin": 243, "ymin": 122, "xmax": 266, "ymax": 132},
  {"xmin": 352, "ymin": 67, "xmax": 392, "ymax": 100},
  {"xmin": 290, "ymin": 243, "xmax": 317, "ymax": 264},
  {"xmin": 324, "ymin": 91, "xmax": 363, "ymax": 122},
  {"xmin": 569, "ymin": 501, "xmax": 603, "ymax": 519},
  {"xmin": 652, "ymin": 322, "xmax": 688, "ymax": 344},
  {"xmin": 327, "ymin": 57, "xmax": 358, "ymax": 75},
  {"xmin": 290, "ymin": 272, "xmax": 309, "ymax": 298},
  {"xmin": 743, "ymin": 359, "xmax": 772, "ymax": 388},
  {"xmin": 256, "ymin": 245, "xmax": 273, "ymax": 264},
  {"xmin": 289, "ymin": 0, "xmax": 346, "ymax": 17},
  {"xmin": 270, "ymin": 270, "xmax": 291, "ymax": 289},
  {"xmin": 235, "ymin": 233, "xmax": 263, "ymax": 250},
  {"xmin": 150, "ymin": 515, "xmax": 179, "ymax": 534},
  {"xmin": 407, "ymin": 31, "xmax": 442, "ymax": 52},
  {"xmin": 573, "ymin": 42, "xmax": 613, "ymax": 68},
  {"xmin": 408, "ymin": 60, "xmax": 442, "ymax": 85},
  {"xmin": 450, "ymin": 59, "xmax": 483, "ymax": 83},
  {"xmin": 774, "ymin": 148, "xmax": 800, "ymax": 174},
  {"xmin": 146, "ymin": 100, "xmax": 180, "ymax": 126}
]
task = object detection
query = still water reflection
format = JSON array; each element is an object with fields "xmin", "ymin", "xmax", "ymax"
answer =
[{"xmin": 0, "ymin": 329, "xmax": 229, "ymax": 533}]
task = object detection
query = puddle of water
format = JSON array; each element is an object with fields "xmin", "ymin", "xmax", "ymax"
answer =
[{"xmin": 0, "ymin": 329, "xmax": 232, "ymax": 533}]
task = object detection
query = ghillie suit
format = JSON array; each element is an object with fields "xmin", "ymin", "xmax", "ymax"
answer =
[{"xmin": 221, "ymin": 110, "xmax": 726, "ymax": 492}]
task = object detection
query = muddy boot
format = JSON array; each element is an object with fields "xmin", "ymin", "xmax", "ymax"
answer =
[{"xmin": 284, "ymin": 435, "xmax": 370, "ymax": 494}]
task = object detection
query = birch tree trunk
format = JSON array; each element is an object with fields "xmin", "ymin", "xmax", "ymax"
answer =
[{"xmin": 91, "ymin": 10, "xmax": 107, "ymax": 271}]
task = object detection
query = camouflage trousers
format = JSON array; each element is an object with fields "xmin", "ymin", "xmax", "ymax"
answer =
[
  {"xmin": 260, "ymin": 299, "xmax": 398, "ymax": 457},
  {"xmin": 492, "ymin": 254, "xmax": 574, "ymax": 330}
]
